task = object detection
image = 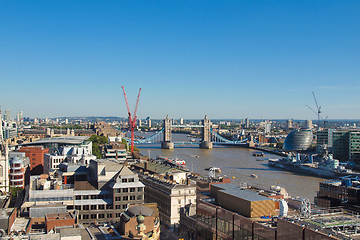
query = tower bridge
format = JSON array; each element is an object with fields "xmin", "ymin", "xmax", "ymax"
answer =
[
  {"xmin": 162, "ymin": 115, "xmax": 212, "ymax": 149},
  {"xmin": 126, "ymin": 115, "xmax": 250, "ymax": 149}
]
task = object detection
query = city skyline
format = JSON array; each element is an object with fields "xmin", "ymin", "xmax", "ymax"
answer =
[{"xmin": 1, "ymin": 1, "xmax": 360, "ymax": 119}]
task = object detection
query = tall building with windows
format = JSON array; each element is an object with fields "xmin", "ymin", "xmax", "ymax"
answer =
[
  {"xmin": 317, "ymin": 129, "xmax": 360, "ymax": 162},
  {"xmin": 9, "ymin": 152, "xmax": 28, "ymax": 188},
  {"xmin": 19, "ymin": 146, "xmax": 49, "ymax": 175},
  {"xmin": 22, "ymin": 159, "xmax": 144, "ymax": 224}
]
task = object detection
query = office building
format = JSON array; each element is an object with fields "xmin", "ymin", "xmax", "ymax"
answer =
[
  {"xmin": 102, "ymin": 143, "xmax": 127, "ymax": 162},
  {"xmin": 3, "ymin": 110, "xmax": 11, "ymax": 122},
  {"xmin": 44, "ymin": 144, "xmax": 96, "ymax": 174},
  {"xmin": 19, "ymin": 146, "xmax": 49, "ymax": 175},
  {"xmin": 283, "ymin": 128, "xmax": 313, "ymax": 151},
  {"xmin": 22, "ymin": 159, "xmax": 145, "ymax": 224},
  {"xmin": 245, "ymin": 118, "xmax": 250, "ymax": 128},
  {"xmin": 132, "ymin": 161, "xmax": 196, "ymax": 227},
  {"xmin": 287, "ymin": 119, "xmax": 293, "ymax": 130},
  {"xmin": 9, "ymin": 152, "xmax": 28, "ymax": 188},
  {"xmin": 305, "ymin": 120, "xmax": 313, "ymax": 129},
  {"xmin": 317, "ymin": 129, "xmax": 360, "ymax": 162}
]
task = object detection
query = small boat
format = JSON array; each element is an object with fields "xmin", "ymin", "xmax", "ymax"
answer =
[
  {"xmin": 156, "ymin": 156, "xmax": 186, "ymax": 168},
  {"xmin": 256, "ymin": 159, "xmax": 265, "ymax": 161},
  {"xmin": 250, "ymin": 174, "xmax": 258, "ymax": 178},
  {"xmin": 205, "ymin": 167, "xmax": 221, "ymax": 173},
  {"xmin": 253, "ymin": 152, "xmax": 265, "ymax": 157},
  {"xmin": 194, "ymin": 155, "xmax": 200, "ymax": 158}
]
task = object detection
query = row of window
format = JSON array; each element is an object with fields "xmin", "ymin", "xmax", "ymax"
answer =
[
  {"xmin": 121, "ymin": 178, "xmax": 135, "ymax": 183},
  {"xmin": 9, "ymin": 175, "xmax": 23, "ymax": 180},
  {"xmin": 75, "ymin": 204, "xmax": 112, "ymax": 210},
  {"xmin": 115, "ymin": 187, "xmax": 143, "ymax": 193},
  {"xmin": 75, "ymin": 195, "xmax": 110, "ymax": 200},
  {"xmin": 115, "ymin": 195, "xmax": 142, "ymax": 201},
  {"xmin": 79, "ymin": 213, "xmax": 122, "ymax": 220},
  {"xmin": 10, "ymin": 181, "xmax": 24, "ymax": 186}
]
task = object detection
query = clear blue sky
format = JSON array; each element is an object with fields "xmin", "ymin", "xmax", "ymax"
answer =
[{"xmin": 1, "ymin": 1, "xmax": 360, "ymax": 120}]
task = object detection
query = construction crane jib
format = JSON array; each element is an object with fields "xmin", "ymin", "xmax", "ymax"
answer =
[{"xmin": 121, "ymin": 86, "xmax": 141, "ymax": 155}]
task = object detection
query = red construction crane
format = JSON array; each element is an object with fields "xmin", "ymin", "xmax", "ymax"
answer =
[{"xmin": 122, "ymin": 86, "xmax": 141, "ymax": 155}]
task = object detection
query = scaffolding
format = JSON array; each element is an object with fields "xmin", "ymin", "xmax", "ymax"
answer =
[{"xmin": 290, "ymin": 207, "xmax": 360, "ymax": 239}]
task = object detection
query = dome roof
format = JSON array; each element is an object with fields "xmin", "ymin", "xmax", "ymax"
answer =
[
  {"xmin": 127, "ymin": 205, "xmax": 154, "ymax": 217},
  {"xmin": 284, "ymin": 128, "xmax": 313, "ymax": 151}
]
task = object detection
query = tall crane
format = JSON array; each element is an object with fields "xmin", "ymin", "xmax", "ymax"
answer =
[
  {"xmin": 312, "ymin": 91, "xmax": 321, "ymax": 129},
  {"xmin": 122, "ymin": 86, "xmax": 141, "ymax": 155},
  {"xmin": 305, "ymin": 91, "xmax": 326, "ymax": 129}
]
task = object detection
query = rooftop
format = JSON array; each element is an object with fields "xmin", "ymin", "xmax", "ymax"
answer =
[
  {"xmin": 74, "ymin": 181, "xmax": 97, "ymax": 191},
  {"xmin": 46, "ymin": 212, "xmax": 73, "ymax": 221},
  {"xmin": 127, "ymin": 205, "xmax": 154, "ymax": 217},
  {"xmin": 213, "ymin": 183, "xmax": 272, "ymax": 202},
  {"xmin": 20, "ymin": 136, "xmax": 89, "ymax": 146},
  {"xmin": 134, "ymin": 160, "xmax": 188, "ymax": 175}
]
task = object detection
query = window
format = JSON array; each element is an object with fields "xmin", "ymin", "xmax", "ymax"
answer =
[
  {"xmin": 137, "ymin": 187, "xmax": 143, "ymax": 192},
  {"xmin": 178, "ymin": 199, "xmax": 181, "ymax": 204},
  {"xmin": 91, "ymin": 205, "xmax": 97, "ymax": 210},
  {"xmin": 75, "ymin": 206, "xmax": 81, "ymax": 210},
  {"xmin": 75, "ymin": 196, "xmax": 81, "ymax": 200},
  {"xmin": 83, "ymin": 215, "xmax": 89, "ymax": 219},
  {"xmin": 122, "ymin": 178, "xmax": 127, "ymax": 183},
  {"xmin": 137, "ymin": 195, "xmax": 142, "ymax": 200},
  {"xmin": 128, "ymin": 178, "xmax": 134, "ymax": 182},
  {"xmin": 83, "ymin": 205, "xmax": 89, "ymax": 210},
  {"xmin": 106, "ymin": 205, "xmax": 113, "ymax": 209},
  {"xmin": 98, "ymin": 205, "xmax": 104, "ymax": 210},
  {"xmin": 130, "ymin": 188, "xmax": 135, "ymax": 192},
  {"xmin": 91, "ymin": 214, "xmax": 97, "ymax": 219},
  {"xmin": 116, "ymin": 213, "xmax": 121, "ymax": 217},
  {"xmin": 98, "ymin": 214, "xmax": 104, "ymax": 218},
  {"xmin": 130, "ymin": 195, "xmax": 135, "ymax": 200},
  {"xmin": 123, "ymin": 196, "xmax": 128, "ymax": 201},
  {"xmin": 115, "ymin": 197, "xmax": 121, "ymax": 201},
  {"xmin": 91, "ymin": 195, "xmax": 97, "ymax": 199},
  {"xmin": 116, "ymin": 205, "xmax": 121, "ymax": 209},
  {"xmin": 123, "ymin": 204, "xmax": 127, "ymax": 209},
  {"xmin": 122, "ymin": 188, "xmax": 128, "ymax": 193},
  {"xmin": 107, "ymin": 214, "xmax": 112, "ymax": 218},
  {"xmin": 116, "ymin": 189, "xmax": 121, "ymax": 193},
  {"xmin": 83, "ymin": 195, "xmax": 89, "ymax": 200}
]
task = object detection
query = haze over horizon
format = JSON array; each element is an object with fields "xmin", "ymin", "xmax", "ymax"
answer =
[{"xmin": 1, "ymin": 1, "xmax": 360, "ymax": 119}]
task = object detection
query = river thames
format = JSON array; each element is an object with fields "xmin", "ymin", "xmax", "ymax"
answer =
[{"xmin": 139, "ymin": 133, "xmax": 323, "ymax": 201}]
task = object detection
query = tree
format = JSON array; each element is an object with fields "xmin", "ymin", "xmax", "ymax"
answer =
[{"xmin": 88, "ymin": 135, "xmax": 108, "ymax": 159}]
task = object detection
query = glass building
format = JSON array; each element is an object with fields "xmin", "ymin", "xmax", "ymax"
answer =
[{"xmin": 284, "ymin": 128, "xmax": 313, "ymax": 151}]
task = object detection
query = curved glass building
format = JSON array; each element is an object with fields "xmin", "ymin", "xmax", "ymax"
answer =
[{"xmin": 284, "ymin": 128, "xmax": 313, "ymax": 151}]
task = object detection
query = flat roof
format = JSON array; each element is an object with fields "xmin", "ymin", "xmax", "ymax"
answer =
[
  {"xmin": 46, "ymin": 212, "xmax": 73, "ymax": 220},
  {"xmin": 213, "ymin": 183, "xmax": 271, "ymax": 202},
  {"xmin": 21, "ymin": 136, "xmax": 89, "ymax": 146},
  {"xmin": 221, "ymin": 189, "xmax": 270, "ymax": 202}
]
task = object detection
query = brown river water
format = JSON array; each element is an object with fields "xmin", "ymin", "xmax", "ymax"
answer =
[{"xmin": 139, "ymin": 133, "xmax": 323, "ymax": 201}]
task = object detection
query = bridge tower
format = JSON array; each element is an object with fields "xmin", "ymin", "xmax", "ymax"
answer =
[
  {"xmin": 200, "ymin": 115, "xmax": 213, "ymax": 149},
  {"xmin": 161, "ymin": 115, "xmax": 174, "ymax": 149}
]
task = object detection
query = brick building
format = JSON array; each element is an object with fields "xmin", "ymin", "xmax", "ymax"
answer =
[{"xmin": 19, "ymin": 146, "xmax": 49, "ymax": 175}]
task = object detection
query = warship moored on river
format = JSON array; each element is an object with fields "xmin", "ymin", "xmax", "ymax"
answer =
[{"xmin": 268, "ymin": 153, "xmax": 357, "ymax": 178}]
